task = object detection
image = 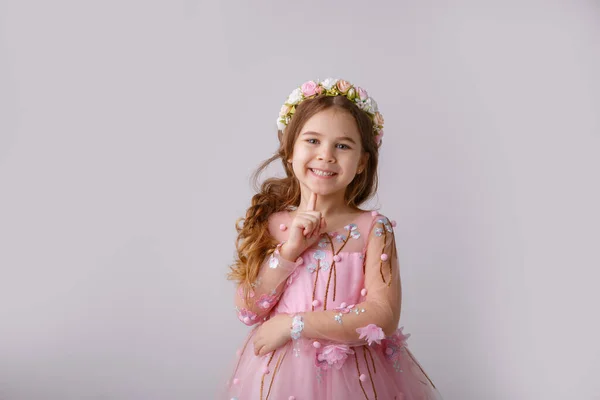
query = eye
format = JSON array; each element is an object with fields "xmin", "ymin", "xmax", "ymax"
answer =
[
  {"xmin": 337, "ymin": 143, "xmax": 351, "ymax": 150},
  {"xmin": 306, "ymin": 138, "xmax": 319, "ymax": 144}
]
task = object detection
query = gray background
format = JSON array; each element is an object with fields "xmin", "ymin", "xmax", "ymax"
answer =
[{"xmin": 1, "ymin": 1, "xmax": 599, "ymax": 399}]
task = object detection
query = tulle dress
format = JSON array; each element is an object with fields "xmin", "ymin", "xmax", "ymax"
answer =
[{"xmin": 220, "ymin": 210, "xmax": 443, "ymax": 400}]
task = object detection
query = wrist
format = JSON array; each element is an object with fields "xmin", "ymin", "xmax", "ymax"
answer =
[{"xmin": 279, "ymin": 242, "xmax": 301, "ymax": 262}]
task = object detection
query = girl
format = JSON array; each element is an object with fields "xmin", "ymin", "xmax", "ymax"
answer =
[{"xmin": 222, "ymin": 78, "xmax": 443, "ymax": 400}]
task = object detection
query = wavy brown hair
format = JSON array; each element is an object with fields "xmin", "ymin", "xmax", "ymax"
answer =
[{"xmin": 227, "ymin": 95, "xmax": 381, "ymax": 299}]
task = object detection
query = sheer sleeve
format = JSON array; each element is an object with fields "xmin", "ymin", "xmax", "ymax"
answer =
[
  {"xmin": 233, "ymin": 215, "xmax": 303, "ymax": 326},
  {"xmin": 300, "ymin": 215, "xmax": 401, "ymax": 346}
]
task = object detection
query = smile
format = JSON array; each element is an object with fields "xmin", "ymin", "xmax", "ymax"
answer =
[{"xmin": 309, "ymin": 168, "xmax": 337, "ymax": 178}]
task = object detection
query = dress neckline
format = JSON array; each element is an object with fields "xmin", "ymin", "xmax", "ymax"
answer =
[{"xmin": 286, "ymin": 209, "xmax": 369, "ymax": 234}]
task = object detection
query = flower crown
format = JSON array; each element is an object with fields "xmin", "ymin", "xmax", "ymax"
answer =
[{"xmin": 277, "ymin": 78, "xmax": 385, "ymax": 146}]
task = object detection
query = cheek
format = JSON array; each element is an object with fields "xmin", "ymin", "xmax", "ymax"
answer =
[
  {"xmin": 292, "ymin": 146, "xmax": 312, "ymax": 163},
  {"xmin": 291, "ymin": 152, "xmax": 307, "ymax": 173},
  {"xmin": 340, "ymin": 154, "xmax": 360, "ymax": 169}
]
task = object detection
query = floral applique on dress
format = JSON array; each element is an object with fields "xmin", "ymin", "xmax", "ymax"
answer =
[
  {"xmin": 375, "ymin": 217, "xmax": 393, "ymax": 237},
  {"xmin": 382, "ymin": 327, "xmax": 411, "ymax": 372},
  {"xmin": 236, "ymin": 308, "xmax": 257, "ymax": 325},
  {"xmin": 315, "ymin": 344, "xmax": 355, "ymax": 371},
  {"xmin": 345, "ymin": 223, "xmax": 361, "ymax": 239},
  {"xmin": 256, "ymin": 291, "xmax": 278, "ymax": 309}
]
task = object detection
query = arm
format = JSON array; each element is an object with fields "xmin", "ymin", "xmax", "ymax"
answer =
[
  {"xmin": 234, "ymin": 242, "xmax": 303, "ymax": 326},
  {"xmin": 299, "ymin": 216, "xmax": 401, "ymax": 345}
]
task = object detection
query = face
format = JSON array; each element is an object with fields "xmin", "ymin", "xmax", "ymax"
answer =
[{"xmin": 289, "ymin": 107, "xmax": 368, "ymax": 199}]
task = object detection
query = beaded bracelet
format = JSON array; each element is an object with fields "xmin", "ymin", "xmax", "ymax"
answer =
[{"xmin": 291, "ymin": 314, "xmax": 304, "ymax": 339}]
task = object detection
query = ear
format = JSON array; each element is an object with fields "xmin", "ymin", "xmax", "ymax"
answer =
[{"xmin": 357, "ymin": 152, "xmax": 369, "ymax": 173}]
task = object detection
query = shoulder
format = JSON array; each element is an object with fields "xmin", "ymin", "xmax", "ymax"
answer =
[
  {"xmin": 360, "ymin": 211, "xmax": 397, "ymax": 251},
  {"xmin": 361, "ymin": 211, "xmax": 396, "ymax": 253},
  {"xmin": 361, "ymin": 210, "xmax": 396, "ymax": 235}
]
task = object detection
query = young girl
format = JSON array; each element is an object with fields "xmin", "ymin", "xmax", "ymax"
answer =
[{"xmin": 222, "ymin": 78, "xmax": 443, "ymax": 400}]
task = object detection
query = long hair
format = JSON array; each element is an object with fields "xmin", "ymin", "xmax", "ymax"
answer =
[{"xmin": 227, "ymin": 95, "xmax": 381, "ymax": 300}]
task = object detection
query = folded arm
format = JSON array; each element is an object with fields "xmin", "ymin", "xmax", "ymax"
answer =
[{"xmin": 299, "ymin": 216, "xmax": 402, "ymax": 345}]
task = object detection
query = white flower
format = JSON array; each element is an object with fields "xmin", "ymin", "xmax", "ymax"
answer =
[
  {"xmin": 286, "ymin": 88, "xmax": 303, "ymax": 105},
  {"xmin": 369, "ymin": 98, "xmax": 378, "ymax": 113},
  {"xmin": 277, "ymin": 119, "xmax": 286, "ymax": 131},
  {"xmin": 320, "ymin": 78, "xmax": 338, "ymax": 90},
  {"xmin": 269, "ymin": 255, "xmax": 279, "ymax": 269},
  {"xmin": 363, "ymin": 98, "xmax": 375, "ymax": 114}
]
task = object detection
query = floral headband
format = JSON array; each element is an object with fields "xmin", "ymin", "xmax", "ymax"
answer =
[{"xmin": 277, "ymin": 78, "xmax": 385, "ymax": 146}]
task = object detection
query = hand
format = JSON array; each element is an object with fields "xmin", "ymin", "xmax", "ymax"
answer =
[
  {"xmin": 253, "ymin": 314, "xmax": 293, "ymax": 357},
  {"xmin": 281, "ymin": 191, "xmax": 327, "ymax": 260}
]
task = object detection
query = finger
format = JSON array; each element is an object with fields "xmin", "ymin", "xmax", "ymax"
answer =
[
  {"xmin": 316, "ymin": 218, "xmax": 324, "ymax": 236},
  {"xmin": 306, "ymin": 192, "xmax": 317, "ymax": 211},
  {"xmin": 294, "ymin": 215, "xmax": 313, "ymax": 228},
  {"xmin": 259, "ymin": 344, "xmax": 273, "ymax": 357},
  {"xmin": 253, "ymin": 338, "xmax": 261, "ymax": 355},
  {"xmin": 297, "ymin": 217, "xmax": 315, "ymax": 236},
  {"xmin": 312, "ymin": 214, "xmax": 323, "ymax": 237},
  {"xmin": 320, "ymin": 216, "xmax": 327, "ymax": 230},
  {"xmin": 256, "ymin": 343, "xmax": 265, "ymax": 356},
  {"xmin": 307, "ymin": 220, "xmax": 315, "ymax": 238},
  {"xmin": 258, "ymin": 345, "xmax": 266, "ymax": 357},
  {"xmin": 312, "ymin": 217, "xmax": 322, "ymax": 239},
  {"xmin": 305, "ymin": 217, "xmax": 319, "ymax": 238},
  {"xmin": 295, "ymin": 213, "xmax": 320, "ymax": 238}
]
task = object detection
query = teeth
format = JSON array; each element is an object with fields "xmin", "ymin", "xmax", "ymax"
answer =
[{"xmin": 311, "ymin": 169, "xmax": 335, "ymax": 177}]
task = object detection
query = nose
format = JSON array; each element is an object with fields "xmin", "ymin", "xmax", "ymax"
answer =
[{"xmin": 317, "ymin": 148, "xmax": 336, "ymax": 163}]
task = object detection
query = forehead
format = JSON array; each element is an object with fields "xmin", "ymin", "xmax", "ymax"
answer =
[{"xmin": 300, "ymin": 108, "xmax": 360, "ymax": 140}]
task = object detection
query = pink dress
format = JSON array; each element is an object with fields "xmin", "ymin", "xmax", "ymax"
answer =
[{"xmin": 221, "ymin": 210, "xmax": 442, "ymax": 400}]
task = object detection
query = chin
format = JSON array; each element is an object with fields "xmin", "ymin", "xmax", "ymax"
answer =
[
  {"xmin": 306, "ymin": 184, "xmax": 346, "ymax": 197},
  {"xmin": 300, "ymin": 173, "xmax": 350, "ymax": 196},
  {"xmin": 311, "ymin": 188, "xmax": 332, "ymax": 196}
]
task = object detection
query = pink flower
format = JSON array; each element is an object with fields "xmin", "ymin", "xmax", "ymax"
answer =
[
  {"xmin": 315, "ymin": 85, "xmax": 323, "ymax": 95},
  {"xmin": 373, "ymin": 112, "xmax": 384, "ymax": 126},
  {"xmin": 280, "ymin": 104, "xmax": 291, "ymax": 116},
  {"xmin": 237, "ymin": 308, "xmax": 258, "ymax": 326},
  {"xmin": 315, "ymin": 344, "xmax": 354, "ymax": 370},
  {"xmin": 356, "ymin": 324, "xmax": 385, "ymax": 346},
  {"xmin": 357, "ymin": 87, "xmax": 369, "ymax": 101},
  {"xmin": 334, "ymin": 303, "xmax": 356, "ymax": 314},
  {"xmin": 336, "ymin": 79, "xmax": 351, "ymax": 94},
  {"xmin": 375, "ymin": 133, "xmax": 383, "ymax": 145},
  {"xmin": 301, "ymin": 81, "xmax": 318, "ymax": 97},
  {"xmin": 382, "ymin": 326, "xmax": 411, "ymax": 361},
  {"xmin": 393, "ymin": 326, "xmax": 411, "ymax": 346},
  {"xmin": 256, "ymin": 293, "xmax": 277, "ymax": 310}
]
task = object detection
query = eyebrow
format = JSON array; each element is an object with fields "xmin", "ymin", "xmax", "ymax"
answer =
[{"xmin": 301, "ymin": 131, "xmax": 357, "ymax": 145}]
